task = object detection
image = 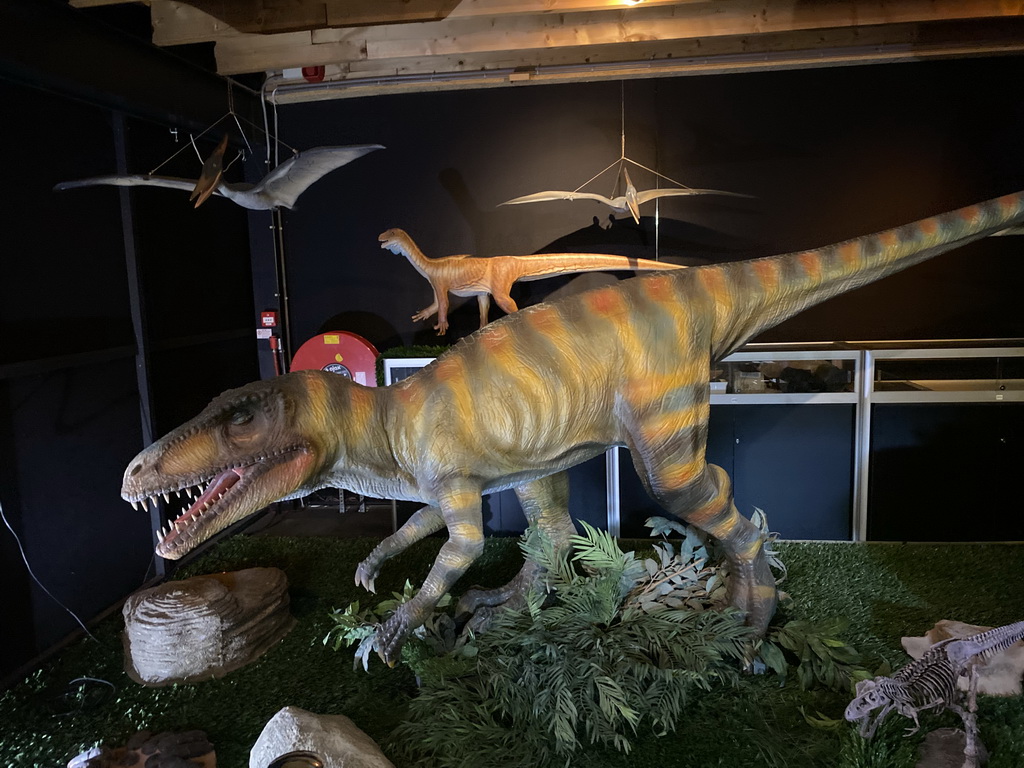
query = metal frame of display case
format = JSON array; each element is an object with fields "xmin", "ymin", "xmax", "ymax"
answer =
[
  {"xmin": 380, "ymin": 343, "xmax": 1024, "ymax": 541},
  {"xmin": 852, "ymin": 344, "xmax": 1024, "ymax": 541}
]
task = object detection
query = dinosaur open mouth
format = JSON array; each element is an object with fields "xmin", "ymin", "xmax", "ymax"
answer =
[{"xmin": 153, "ymin": 465, "xmax": 249, "ymax": 558}]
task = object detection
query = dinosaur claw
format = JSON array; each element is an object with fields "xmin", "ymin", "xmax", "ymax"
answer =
[{"xmin": 354, "ymin": 559, "xmax": 380, "ymax": 593}]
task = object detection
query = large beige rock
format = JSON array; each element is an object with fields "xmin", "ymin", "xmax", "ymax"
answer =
[
  {"xmin": 250, "ymin": 706, "xmax": 394, "ymax": 768},
  {"xmin": 902, "ymin": 619, "xmax": 1024, "ymax": 696},
  {"xmin": 123, "ymin": 567, "xmax": 295, "ymax": 686}
]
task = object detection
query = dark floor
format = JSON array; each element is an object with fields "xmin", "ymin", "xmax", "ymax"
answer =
[{"xmin": 246, "ymin": 490, "xmax": 401, "ymax": 539}]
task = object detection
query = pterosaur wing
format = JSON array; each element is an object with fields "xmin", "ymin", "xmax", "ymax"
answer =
[
  {"xmin": 634, "ymin": 187, "xmax": 751, "ymax": 204},
  {"xmin": 254, "ymin": 144, "xmax": 385, "ymax": 208},
  {"xmin": 500, "ymin": 190, "xmax": 621, "ymax": 206},
  {"xmin": 54, "ymin": 175, "xmax": 200, "ymax": 194}
]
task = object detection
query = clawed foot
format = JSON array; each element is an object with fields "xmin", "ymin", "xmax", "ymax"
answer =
[
  {"xmin": 433, "ymin": 322, "xmax": 448, "ymax": 335},
  {"xmin": 354, "ymin": 558, "xmax": 381, "ymax": 593},
  {"xmin": 455, "ymin": 562, "xmax": 539, "ymax": 619},
  {"xmin": 725, "ymin": 555, "xmax": 777, "ymax": 636},
  {"xmin": 373, "ymin": 601, "xmax": 426, "ymax": 667}
]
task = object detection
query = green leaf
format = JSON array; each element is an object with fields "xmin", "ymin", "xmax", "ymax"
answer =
[{"xmin": 758, "ymin": 640, "xmax": 789, "ymax": 679}]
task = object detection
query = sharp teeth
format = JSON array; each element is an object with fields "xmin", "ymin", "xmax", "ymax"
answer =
[
  {"xmin": 174, "ymin": 521, "xmax": 184, "ymax": 531},
  {"xmin": 132, "ymin": 500, "xmax": 140, "ymax": 511},
  {"xmin": 163, "ymin": 492, "xmax": 171, "ymax": 503}
]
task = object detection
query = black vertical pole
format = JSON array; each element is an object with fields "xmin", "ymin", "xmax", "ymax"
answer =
[{"xmin": 114, "ymin": 112, "xmax": 165, "ymax": 577}]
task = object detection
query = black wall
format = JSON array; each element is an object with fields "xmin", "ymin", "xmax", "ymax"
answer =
[
  {"xmin": 272, "ymin": 57, "xmax": 1024, "ymax": 543},
  {"xmin": 0, "ymin": 79, "xmax": 258, "ymax": 681},
  {"xmin": 275, "ymin": 57, "xmax": 1024, "ymax": 352}
]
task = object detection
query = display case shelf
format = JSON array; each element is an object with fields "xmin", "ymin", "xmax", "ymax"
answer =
[{"xmin": 378, "ymin": 341, "xmax": 1024, "ymax": 542}]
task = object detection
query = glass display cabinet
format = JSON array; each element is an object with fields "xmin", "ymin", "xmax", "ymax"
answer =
[{"xmin": 379, "ymin": 342, "xmax": 1024, "ymax": 542}]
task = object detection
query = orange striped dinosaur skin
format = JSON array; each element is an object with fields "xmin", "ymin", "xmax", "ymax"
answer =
[
  {"xmin": 123, "ymin": 190, "xmax": 1024, "ymax": 666},
  {"xmin": 378, "ymin": 227, "xmax": 684, "ymax": 334}
]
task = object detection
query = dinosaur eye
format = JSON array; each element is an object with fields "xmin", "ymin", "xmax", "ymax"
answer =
[{"xmin": 230, "ymin": 409, "xmax": 254, "ymax": 426}]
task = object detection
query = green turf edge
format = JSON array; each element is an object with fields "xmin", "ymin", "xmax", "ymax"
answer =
[{"xmin": 1, "ymin": 536, "xmax": 1022, "ymax": 768}]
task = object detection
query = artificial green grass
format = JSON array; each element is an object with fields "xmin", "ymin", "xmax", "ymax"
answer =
[{"xmin": 2, "ymin": 536, "xmax": 1023, "ymax": 767}]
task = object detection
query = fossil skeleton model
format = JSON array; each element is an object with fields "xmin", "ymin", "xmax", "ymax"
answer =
[
  {"xmin": 500, "ymin": 166, "xmax": 745, "ymax": 224},
  {"xmin": 378, "ymin": 227, "xmax": 684, "ymax": 334},
  {"xmin": 55, "ymin": 144, "xmax": 384, "ymax": 211},
  {"xmin": 845, "ymin": 620, "xmax": 1024, "ymax": 768},
  {"xmin": 122, "ymin": 189, "xmax": 1024, "ymax": 666}
]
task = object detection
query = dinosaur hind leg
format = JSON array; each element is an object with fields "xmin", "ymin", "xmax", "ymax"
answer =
[
  {"xmin": 476, "ymin": 294, "xmax": 492, "ymax": 329},
  {"xmin": 624, "ymin": 418, "xmax": 776, "ymax": 633},
  {"xmin": 455, "ymin": 473, "xmax": 575, "ymax": 619},
  {"xmin": 375, "ymin": 479, "xmax": 485, "ymax": 665},
  {"xmin": 355, "ymin": 504, "xmax": 445, "ymax": 593},
  {"xmin": 490, "ymin": 279, "xmax": 519, "ymax": 317}
]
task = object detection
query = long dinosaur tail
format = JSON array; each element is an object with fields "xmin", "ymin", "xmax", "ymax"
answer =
[
  {"xmin": 702, "ymin": 190, "xmax": 1024, "ymax": 356},
  {"xmin": 512, "ymin": 252, "xmax": 684, "ymax": 280},
  {"xmin": 947, "ymin": 620, "xmax": 1024, "ymax": 667}
]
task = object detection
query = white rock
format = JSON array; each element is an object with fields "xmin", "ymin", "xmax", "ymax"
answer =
[{"xmin": 250, "ymin": 706, "xmax": 394, "ymax": 768}]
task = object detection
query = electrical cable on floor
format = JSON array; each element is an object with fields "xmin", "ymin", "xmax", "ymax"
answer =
[
  {"xmin": 0, "ymin": 498, "xmax": 97, "ymax": 642},
  {"xmin": 49, "ymin": 677, "xmax": 116, "ymax": 718}
]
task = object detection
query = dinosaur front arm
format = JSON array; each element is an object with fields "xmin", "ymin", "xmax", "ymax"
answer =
[
  {"xmin": 374, "ymin": 478, "xmax": 485, "ymax": 664},
  {"xmin": 411, "ymin": 300, "xmax": 438, "ymax": 322}
]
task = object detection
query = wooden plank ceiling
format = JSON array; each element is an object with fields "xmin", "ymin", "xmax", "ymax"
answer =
[{"xmin": 73, "ymin": 0, "xmax": 1024, "ymax": 102}]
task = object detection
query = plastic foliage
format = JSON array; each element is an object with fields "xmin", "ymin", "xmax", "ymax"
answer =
[
  {"xmin": 759, "ymin": 616, "xmax": 872, "ymax": 693},
  {"xmin": 324, "ymin": 581, "xmax": 464, "ymax": 672},
  {"xmin": 386, "ymin": 521, "xmax": 755, "ymax": 768},
  {"xmin": 835, "ymin": 711, "xmax": 920, "ymax": 768},
  {"xmin": 625, "ymin": 516, "xmax": 727, "ymax": 614},
  {"xmin": 751, "ymin": 506, "xmax": 788, "ymax": 586}
]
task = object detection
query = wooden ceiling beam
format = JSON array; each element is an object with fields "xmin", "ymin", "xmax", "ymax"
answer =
[
  {"xmin": 149, "ymin": 0, "xmax": 710, "ymax": 46},
  {"xmin": 213, "ymin": 0, "xmax": 1024, "ymax": 74},
  {"xmin": 149, "ymin": 0, "xmax": 462, "ymax": 38},
  {"xmin": 332, "ymin": 20, "xmax": 1024, "ymax": 79},
  {"xmin": 70, "ymin": 0, "xmax": 149, "ymax": 8}
]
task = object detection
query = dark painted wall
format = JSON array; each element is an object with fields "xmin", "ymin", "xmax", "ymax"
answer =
[
  {"xmin": 272, "ymin": 56, "xmax": 1024, "ymax": 542},
  {"xmin": 0, "ymin": 79, "xmax": 258, "ymax": 682},
  {"xmin": 276, "ymin": 57, "xmax": 1024, "ymax": 353}
]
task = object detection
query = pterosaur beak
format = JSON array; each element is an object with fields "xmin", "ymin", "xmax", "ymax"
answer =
[{"xmin": 190, "ymin": 134, "xmax": 229, "ymax": 208}]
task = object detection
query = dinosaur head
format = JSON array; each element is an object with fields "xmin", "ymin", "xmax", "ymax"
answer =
[
  {"xmin": 843, "ymin": 677, "xmax": 889, "ymax": 737},
  {"xmin": 378, "ymin": 228, "xmax": 408, "ymax": 255},
  {"xmin": 121, "ymin": 371, "xmax": 340, "ymax": 560}
]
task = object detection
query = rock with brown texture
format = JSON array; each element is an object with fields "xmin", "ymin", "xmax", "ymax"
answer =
[
  {"xmin": 67, "ymin": 730, "xmax": 216, "ymax": 768},
  {"xmin": 123, "ymin": 567, "xmax": 295, "ymax": 686}
]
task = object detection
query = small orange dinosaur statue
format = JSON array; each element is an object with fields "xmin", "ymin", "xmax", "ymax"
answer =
[{"xmin": 378, "ymin": 228, "xmax": 684, "ymax": 334}]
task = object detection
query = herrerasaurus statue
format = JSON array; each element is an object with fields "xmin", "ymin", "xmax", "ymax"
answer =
[{"xmin": 122, "ymin": 189, "xmax": 1024, "ymax": 665}]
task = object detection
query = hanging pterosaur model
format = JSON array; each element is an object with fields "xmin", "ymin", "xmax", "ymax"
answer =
[
  {"xmin": 188, "ymin": 134, "xmax": 229, "ymax": 208},
  {"xmin": 501, "ymin": 166, "xmax": 746, "ymax": 224},
  {"xmin": 54, "ymin": 144, "xmax": 385, "ymax": 211}
]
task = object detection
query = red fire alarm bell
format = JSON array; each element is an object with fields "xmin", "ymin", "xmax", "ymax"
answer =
[{"xmin": 260, "ymin": 311, "xmax": 278, "ymax": 328}]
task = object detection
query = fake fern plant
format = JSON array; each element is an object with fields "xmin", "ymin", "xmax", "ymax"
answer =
[
  {"xmin": 325, "ymin": 511, "xmax": 868, "ymax": 767},
  {"xmin": 327, "ymin": 520, "xmax": 756, "ymax": 767}
]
